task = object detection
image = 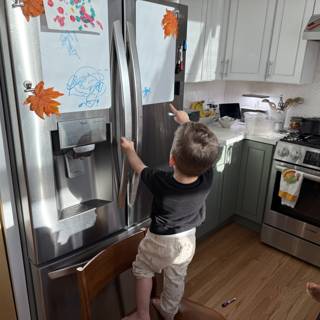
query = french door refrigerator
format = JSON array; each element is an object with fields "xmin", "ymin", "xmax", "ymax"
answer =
[{"xmin": 0, "ymin": 0, "xmax": 187, "ymax": 319}]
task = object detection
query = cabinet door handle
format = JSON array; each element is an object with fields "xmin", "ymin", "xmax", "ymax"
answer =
[
  {"xmin": 224, "ymin": 59, "xmax": 230, "ymax": 77},
  {"xmin": 266, "ymin": 61, "xmax": 273, "ymax": 79},
  {"xmin": 220, "ymin": 60, "xmax": 225, "ymax": 77}
]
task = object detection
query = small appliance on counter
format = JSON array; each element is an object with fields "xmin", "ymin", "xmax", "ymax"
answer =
[
  {"xmin": 288, "ymin": 117, "xmax": 303, "ymax": 131},
  {"xmin": 243, "ymin": 112, "xmax": 273, "ymax": 136},
  {"xmin": 186, "ymin": 109, "xmax": 200, "ymax": 122},
  {"xmin": 300, "ymin": 118, "xmax": 320, "ymax": 135},
  {"xmin": 219, "ymin": 103, "xmax": 241, "ymax": 120},
  {"xmin": 190, "ymin": 100, "xmax": 218, "ymax": 122}
]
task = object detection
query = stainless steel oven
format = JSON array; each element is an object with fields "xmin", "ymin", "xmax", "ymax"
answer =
[{"xmin": 261, "ymin": 140, "xmax": 320, "ymax": 267}]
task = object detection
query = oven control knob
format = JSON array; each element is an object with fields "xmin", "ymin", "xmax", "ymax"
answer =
[
  {"xmin": 291, "ymin": 150, "xmax": 302, "ymax": 162},
  {"xmin": 277, "ymin": 147, "xmax": 290, "ymax": 157}
]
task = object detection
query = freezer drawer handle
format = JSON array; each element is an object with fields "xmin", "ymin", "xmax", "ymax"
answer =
[
  {"xmin": 48, "ymin": 260, "xmax": 89, "ymax": 280},
  {"xmin": 126, "ymin": 21, "xmax": 143, "ymax": 210}
]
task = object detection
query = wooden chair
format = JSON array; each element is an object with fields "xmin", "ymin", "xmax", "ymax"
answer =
[{"xmin": 77, "ymin": 229, "xmax": 226, "ymax": 320}]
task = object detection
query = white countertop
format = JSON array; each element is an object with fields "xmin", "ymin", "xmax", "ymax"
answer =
[{"xmin": 201, "ymin": 119, "xmax": 286, "ymax": 146}]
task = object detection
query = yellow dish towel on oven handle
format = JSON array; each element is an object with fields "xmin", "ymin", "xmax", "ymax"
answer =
[{"xmin": 278, "ymin": 169, "xmax": 304, "ymax": 208}]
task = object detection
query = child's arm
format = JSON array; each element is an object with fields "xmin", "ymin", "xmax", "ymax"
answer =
[
  {"xmin": 169, "ymin": 103, "xmax": 190, "ymax": 125},
  {"xmin": 120, "ymin": 137, "xmax": 146, "ymax": 174}
]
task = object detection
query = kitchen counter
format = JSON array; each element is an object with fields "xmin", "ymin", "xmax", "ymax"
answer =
[{"xmin": 201, "ymin": 119, "xmax": 286, "ymax": 146}]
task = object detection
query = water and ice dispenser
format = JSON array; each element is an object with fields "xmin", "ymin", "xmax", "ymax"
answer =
[{"xmin": 51, "ymin": 117, "xmax": 114, "ymax": 220}]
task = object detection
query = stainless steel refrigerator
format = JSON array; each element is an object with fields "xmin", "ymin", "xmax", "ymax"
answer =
[{"xmin": 0, "ymin": 0, "xmax": 187, "ymax": 319}]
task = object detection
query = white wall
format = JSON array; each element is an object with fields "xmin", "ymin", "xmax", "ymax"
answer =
[
  {"xmin": 184, "ymin": 80, "xmax": 225, "ymax": 108},
  {"xmin": 184, "ymin": 55, "xmax": 320, "ymax": 125}
]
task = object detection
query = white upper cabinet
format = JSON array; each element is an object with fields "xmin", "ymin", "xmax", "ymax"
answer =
[
  {"xmin": 180, "ymin": 0, "xmax": 228, "ymax": 82},
  {"xmin": 314, "ymin": 0, "xmax": 320, "ymax": 13},
  {"xmin": 266, "ymin": 0, "xmax": 319, "ymax": 84},
  {"xmin": 181, "ymin": 0, "xmax": 207, "ymax": 82},
  {"xmin": 201, "ymin": 0, "xmax": 228, "ymax": 81},
  {"xmin": 223, "ymin": 0, "xmax": 277, "ymax": 81},
  {"xmin": 181, "ymin": 0, "xmax": 320, "ymax": 84}
]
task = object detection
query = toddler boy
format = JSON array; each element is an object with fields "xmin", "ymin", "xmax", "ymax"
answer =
[{"xmin": 121, "ymin": 104, "xmax": 219, "ymax": 320}]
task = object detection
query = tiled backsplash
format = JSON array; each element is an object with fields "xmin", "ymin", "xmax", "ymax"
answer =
[{"xmin": 184, "ymin": 55, "xmax": 320, "ymax": 126}]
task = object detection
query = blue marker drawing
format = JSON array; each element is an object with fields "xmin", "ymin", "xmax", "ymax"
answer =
[
  {"xmin": 143, "ymin": 86, "xmax": 151, "ymax": 98},
  {"xmin": 60, "ymin": 33, "xmax": 80, "ymax": 59},
  {"xmin": 66, "ymin": 67, "xmax": 106, "ymax": 108}
]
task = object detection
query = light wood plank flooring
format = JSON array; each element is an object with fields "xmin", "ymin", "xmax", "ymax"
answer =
[{"xmin": 185, "ymin": 224, "xmax": 320, "ymax": 320}]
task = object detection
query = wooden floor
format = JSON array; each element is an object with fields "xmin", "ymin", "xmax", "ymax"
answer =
[{"xmin": 185, "ymin": 224, "xmax": 320, "ymax": 320}]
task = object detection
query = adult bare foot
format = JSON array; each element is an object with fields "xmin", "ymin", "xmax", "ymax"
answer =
[
  {"xmin": 151, "ymin": 298, "xmax": 175, "ymax": 320},
  {"xmin": 306, "ymin": 282, "xmax": 320, "ymax": 303},
  {"xmin": 122, "ymin": 311, "xmax": 150, "ymax": 320}
]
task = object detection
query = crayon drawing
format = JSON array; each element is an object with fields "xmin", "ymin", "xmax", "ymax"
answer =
[
  {"xmin": 66, "ymin": 67, "xmax": 106, "ymax": 108},
  {"xmin": 44, "ymin": 0, "xmax": 103, "ymax": 32},
  {"xmin": 39, "ymin": 0, "xmax": 111, "ymax": 113},
  {"xmin": 60, "ymin": 33, "xmax": 80, "ymax": 59},
  {"xmin": 143, "ymin": 87, "xmax": 152, "ymax": 98}
]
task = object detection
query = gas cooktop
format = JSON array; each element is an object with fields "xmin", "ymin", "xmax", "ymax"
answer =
[{"xmin": 281, "ymin": 133, "xmax": 320, "ymax": 149}]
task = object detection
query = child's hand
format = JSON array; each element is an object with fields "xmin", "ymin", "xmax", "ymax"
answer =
[
  {"xmin": 120, "ymin": 137, "xmax": 135, "ymax": 153},
  {"xmin": 169, "ymin": 103, "xmax": 190, "ymax": 125}
]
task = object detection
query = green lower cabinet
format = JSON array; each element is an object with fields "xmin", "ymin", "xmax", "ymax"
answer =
[
  {"xmin": 219, "ymin": 142, "xmax": 243, "ymax": 224},
  {"xmin": 236, "ymin": 140, "xmax": 274, "ymax": 224},
  {"xmin": 197, "ymin": 146, "xmax": 225, "ymax": 238},
  {"xmin": 197, "ymin": 140, "xmax": 274, "ymax": 238},
  {"xmin": 197, "ymin": 165, "xmax": 223, "ymax": 238},
  {"xmin": 197, "ymin": 142, "xmax": 243, "ymax": 237}
]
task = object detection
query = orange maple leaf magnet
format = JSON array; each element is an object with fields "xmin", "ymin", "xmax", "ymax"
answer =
[
  {"xmin": 22, "ymin": 0, "xmax": 45, "ymax": 22},
  {"xmin": 162, "ymin": 9, "xmax": 178, "ymax": 38},
  {"xmin": 24, "ymin": 81, "xmax": 64, "ymax": 119}
]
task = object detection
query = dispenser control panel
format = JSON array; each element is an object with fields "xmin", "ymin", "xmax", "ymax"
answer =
[{"xmin": 58, "ymin": 118, "xmax": 107, "ymax": 149}]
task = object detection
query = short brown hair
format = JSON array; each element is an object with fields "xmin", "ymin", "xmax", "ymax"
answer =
[{"xmin": 171, "ymin": 122, "xmax": 219, "ymax": 176}]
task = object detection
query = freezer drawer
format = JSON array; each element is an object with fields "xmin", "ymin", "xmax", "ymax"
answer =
[{"xmin": 30, "ymin": 226, "xmax": 150, "ymax": 320}]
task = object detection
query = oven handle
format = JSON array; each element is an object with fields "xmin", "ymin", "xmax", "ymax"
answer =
[{"xmin": 275, "ymin": 165, "xmax": 320, "ymax": 183}]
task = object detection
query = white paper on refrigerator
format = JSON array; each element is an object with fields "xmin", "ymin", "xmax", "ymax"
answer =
[{"xmin": 39, "ymin": 0, "xmax": 111, "ymax": 113}]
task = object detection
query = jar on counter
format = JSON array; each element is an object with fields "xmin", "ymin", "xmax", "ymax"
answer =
[{"xmin": 289, "ymin": 117, "xmax": 303, "ymax": 131}]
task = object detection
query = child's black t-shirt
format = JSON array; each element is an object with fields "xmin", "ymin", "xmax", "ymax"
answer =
[{"xmin": 141, "ymin": 167, "xmax": 213, "ymax": 235}]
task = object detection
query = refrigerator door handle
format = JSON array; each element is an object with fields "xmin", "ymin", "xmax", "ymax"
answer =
[
  {"xmin": 126, "ymin": 21, "xmax": 143, "ymax": 209},
  {"xmin": 112, "ymin": 20, "xmax": 133, "ymax": 209}
]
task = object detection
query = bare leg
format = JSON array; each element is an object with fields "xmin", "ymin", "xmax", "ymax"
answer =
[
  {"xmin": 122, "ymin": 277, "xmax": 153, "ymax": 320},
  {"xmin": 152, "ymin": 298, "xmax": 174, "ymax": 320},
  {"xmin": 306, "ymin": 282, "xmax": 320, "ymax": 303}
]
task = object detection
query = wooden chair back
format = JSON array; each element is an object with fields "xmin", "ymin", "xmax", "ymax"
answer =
[
  {"xmin": 77, "ymin": 228, "xmax": 226, "ymax": 320},
  {"xmin": 77, "ymin": 230, "xmax": 146, "ymax": 320}
]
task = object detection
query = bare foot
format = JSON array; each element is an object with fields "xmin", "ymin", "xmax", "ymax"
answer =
[
  {"xmin": 306, "ymin": 282, "xmax": 320, "ymax": 303},
  {"xmin": 122, "ymin": 311, "xmax": 150, "ymax": 320},
  {"xmin": 151, "ymin": 298, "xmax": 175, "ymax": 320}
]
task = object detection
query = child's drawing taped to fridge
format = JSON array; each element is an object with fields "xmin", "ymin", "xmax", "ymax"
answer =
[
  {"xmin": 136, "ymin": 0, "xmax": 177, "ymax": 106},
  {"xmin": 43, "ymin": 0, "xmax": 103, "ymax": 33},
  {"xmin": 39, "ymin": 0, "xmax": 110, "ymax": 113}
]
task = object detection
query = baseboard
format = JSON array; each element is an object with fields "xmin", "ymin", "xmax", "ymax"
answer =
[{"xmin": 233, "ymin": 215, "xmax": 261, "ymax": 233}]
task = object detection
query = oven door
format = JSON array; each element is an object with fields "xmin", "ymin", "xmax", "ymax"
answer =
[{"xmin": 264, "ymin": 161, "xmax": 320, "ymax": 245}]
